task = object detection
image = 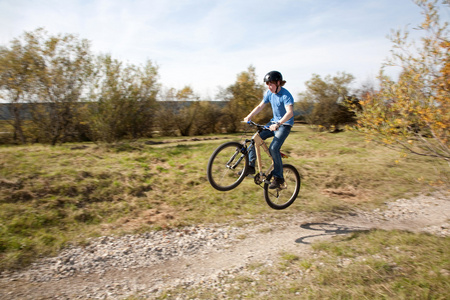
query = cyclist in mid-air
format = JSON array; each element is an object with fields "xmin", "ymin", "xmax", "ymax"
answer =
[{"xmin": 243, "ymin": 70, "xmax": 294, "ymax": 189}]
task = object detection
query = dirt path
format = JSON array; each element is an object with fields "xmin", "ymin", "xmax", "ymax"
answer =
[{"xmin": 0, "ymin": 191, "xmax": 448, "ymax": 299}]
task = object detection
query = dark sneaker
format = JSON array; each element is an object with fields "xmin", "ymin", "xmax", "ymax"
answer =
[
  {"xmin": 269, "ymin": 177, "xmax": 285, "ymax": 189},
  {"xmin": 238, "ymin": 166, "xmax": 255, "ymax": 177}
]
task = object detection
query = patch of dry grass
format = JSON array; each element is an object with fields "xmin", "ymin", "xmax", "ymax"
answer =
[{"xmin": 0, "ymin": 126, "xmax": 448, "ymax": 270}]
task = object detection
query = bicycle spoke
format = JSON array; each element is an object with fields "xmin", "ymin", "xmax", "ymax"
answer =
[
  {"xmin": 263, "ymin": 164, "xmax": 300, "ymax": 210},
  {"xmin": 207, "ymin": 142, "xmax": 248, "ymax": 191}
]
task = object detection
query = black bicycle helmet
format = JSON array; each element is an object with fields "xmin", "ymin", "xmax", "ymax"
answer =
[{"xmin": 264, "ymin": 71, "xmax": 283, "ymax": 83}]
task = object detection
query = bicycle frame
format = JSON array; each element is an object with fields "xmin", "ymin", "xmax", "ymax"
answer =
[
  {"xmin": 250, "ymin": 131, "xmax": 273, "ymax": 180},
  {"xmin": 243, "ymin": 122, "xmax": 289, "ymax": 185}
]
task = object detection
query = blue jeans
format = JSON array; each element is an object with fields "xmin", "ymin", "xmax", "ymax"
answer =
[{"xmin": 248, "ymin": 123, "xmax": 292, "ymax": 178}]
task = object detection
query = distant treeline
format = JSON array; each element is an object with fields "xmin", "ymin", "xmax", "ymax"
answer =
[
  {"xmin": 0, "ymin": 28, "xmax": 357, "ymax": 145},
  {"xmin": 0, "ymin": 101, "xmax": 230, "ymax": 121},
  {"xmin": 0, "ymin": 100, "xmax": 309, "ymax": 145}
]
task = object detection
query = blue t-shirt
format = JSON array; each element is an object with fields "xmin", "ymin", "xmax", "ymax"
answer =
[{"xmin": 263, "ymin": 87, "xmax": 294, "ymax": 126}]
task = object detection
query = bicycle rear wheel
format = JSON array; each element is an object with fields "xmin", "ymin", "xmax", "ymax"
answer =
[
  {"xmin": 207, "ymin": 141, "xmax": 249, "ymax": 191},
  {"xmin": 264, "ymin": 164, "xmax": 300, "ymax": 210}
]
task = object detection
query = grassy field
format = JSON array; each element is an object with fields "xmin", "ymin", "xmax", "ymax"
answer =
[
  {"xmin": 157, "ymin": 230, "xmax": 449, "ymax": 299},
  {"xmin": 0, "ymin": 125, "xmax": 448, "ymax": 274}
]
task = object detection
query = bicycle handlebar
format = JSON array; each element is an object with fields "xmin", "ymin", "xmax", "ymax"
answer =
[{"xmin": 245, "ymin": 120, "xmax": 270, "ymax": 130}]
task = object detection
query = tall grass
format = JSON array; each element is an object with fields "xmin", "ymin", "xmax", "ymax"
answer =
[{"xmin": 0, "ymin": 125, "xmax": 448, "ymax": 270}]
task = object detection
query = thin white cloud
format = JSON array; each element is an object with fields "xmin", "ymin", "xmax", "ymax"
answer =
[{"xmin": 0, "ymin": 0, "xmax": 426, "ymax": 98}]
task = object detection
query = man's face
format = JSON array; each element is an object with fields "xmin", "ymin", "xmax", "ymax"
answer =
[{"xmin": 266, "ymin": 81, "xmax": 279, "ymax": 93}]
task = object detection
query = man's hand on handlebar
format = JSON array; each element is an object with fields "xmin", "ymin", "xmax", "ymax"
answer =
[{"xmin": 269, "ymin": 123, "xmax": 279, "ymax": 131}]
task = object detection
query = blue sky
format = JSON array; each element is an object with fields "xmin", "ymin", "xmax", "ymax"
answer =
[{"xmin": 0, "ymin": 0, "xmax": 436, "ymax": 99}]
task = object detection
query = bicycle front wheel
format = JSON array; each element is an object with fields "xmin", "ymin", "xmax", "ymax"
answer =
[
  {"xmin": 207, "ymin": 141, "xmax": 249, "ymax": 191},
  {"xmin": 264, "ymin": 164, "xmax": 300, "ymax": 210}
]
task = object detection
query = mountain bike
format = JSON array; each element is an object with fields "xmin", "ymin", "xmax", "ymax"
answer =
[{"xmin": 206, "ymin": 121, "xmax": 300, "ymax": 210}]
